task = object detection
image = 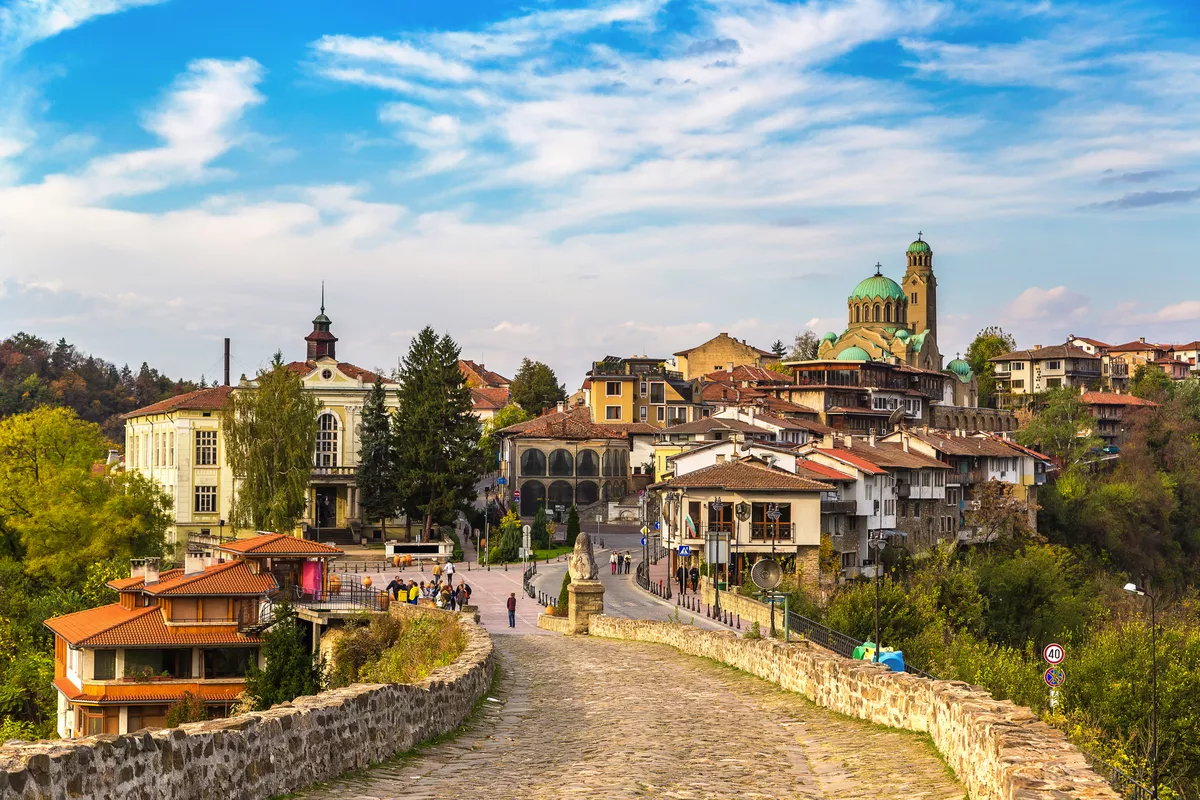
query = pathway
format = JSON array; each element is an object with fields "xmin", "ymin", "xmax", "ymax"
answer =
[{"xmin": 296, "ymin": 635, "xmax": 964, "ymax": 800}]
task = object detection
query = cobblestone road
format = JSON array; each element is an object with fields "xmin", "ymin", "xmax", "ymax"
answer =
[{"xmin": 297, "ymin": 635, "xmax": 964, "ymax": 800}]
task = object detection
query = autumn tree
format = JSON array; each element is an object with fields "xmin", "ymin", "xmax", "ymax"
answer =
[
  {"xmin": 222, "ymin": 353, "xmax": 321, "ymax": 534},
  {"xmin": 965, "ymin": 327, "xmax": 1017, "ymax": 408},
  {"xmin": 965, "ymin": 480, "xmax": 1040, "ymax": 546},
  {"xmin": 510, "ymin": 358, "xmax": 566, "ymax": 415},
  {"xmin": 1130, "ymin": 363, "xmax": 1173, "ymax": 401},
  {"xmin": 1015, "ymin": 387, "xmax": 1100, "ymax": 470},
  {"xmin": 790, "ymin": 331, "xmax": 820, "ymax": 360}
]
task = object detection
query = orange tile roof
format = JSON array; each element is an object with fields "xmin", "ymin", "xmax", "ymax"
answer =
[
  {"xmin": 286, "ymin": 360, "xmax": 394, "ymax": 384},
  {"xmin": 46, "ymin": 604, "xmax": 264, "ymax": 647},
  {"xmin": 123, "ymin": 386, "xmax": 233, "ymax": 419},
  {"xmin": 107, "ymin": 569, "xmax": 183, "ymax": 592},
  {"xmin": 498, "ymin": 405, "xmax": 635, "ymax": 440},
  {"xmin": 808, "ymin": 447, "xmax": 889, "ymax": 475},
  {"xmin": 655, "ymin": 458, "xmax": 832, "ymax": 492},
  {"xmin": 471, "ymin": 386, "xmax": 510, "ymax": 411},
  {"xmin": 795, "ymin": 459, "xmax": 855, "ymax": 482},
  {"xmin": 217, "ymin": 532, "xmax": 344, "ymax": 556},
  {"xmin": 54, "ymin": 677, "xmax": 246, "ymax": 705},
  {"xmin": 1080, "ymin": 392, "xmax": 1158, "ymax": 407},
  {"xmin": 459, "ymin": 360, "xmax": 511, "ymax": 388},
  {"xmin": 144, "ymin": 560, "xmax": 276, "ymax": 597}
]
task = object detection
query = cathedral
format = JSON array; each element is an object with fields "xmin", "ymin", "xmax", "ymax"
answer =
[{"xmin": 817, "ymin": 235, "xmax": 947, "ymax": 372}]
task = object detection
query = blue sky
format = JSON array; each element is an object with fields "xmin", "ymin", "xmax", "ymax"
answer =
[{"xmin": 0, "ymin": 0, "xmax": 1198, "ymax": 385}]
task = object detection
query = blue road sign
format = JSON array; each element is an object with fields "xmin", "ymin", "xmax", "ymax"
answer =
[
  {"xmin": 653, "ymin": 521, "xmax": 660, "ymax": 531},
  {"xmin": 1043, "ymin": 666, "xmax": 1066, "ymax": 688},
  {"xmin": 497, "ymin": 477, "xmax": 507, "ymax": 485},
  {"xmin": 640, "ymin": 537, "xmax": 647, "ymax": 546},
  {"xmin": 678, "ymin": 545, "xmax": 691, "ymax": 557}
]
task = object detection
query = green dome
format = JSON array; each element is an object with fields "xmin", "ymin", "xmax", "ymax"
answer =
[
  {"xmin": 907, "ymin": 238, "xmax": 931, "ymax": 254},
  {"xmin": 947, "ymin": 358, "xmax": 973, "ymax": 382},
  {"xmin": 836, "ymin": 346, "xmax": 872, "ymax": 362},
  {"xmin": 894, "ymin": 329, "xmax": 910, "ymax": 340},
  {"xmin": 850, "ymin": 274, "xmax": 906, "ymax": 303},
  {"xmin": 821, "ymin": 331, "xmax": 838, "ymax": 343}
]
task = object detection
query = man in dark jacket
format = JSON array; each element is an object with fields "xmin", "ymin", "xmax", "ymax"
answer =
[
  {"xmin": 689, "ymin": 565, "xmax": 700, "ymax": 592},
  {"xmin": 675, "ymin": 564, "xmax": 686, "ymax": 596},
  {"xmin": 506, "ymin": 593, "xmax": 517, "ymax": 628}
]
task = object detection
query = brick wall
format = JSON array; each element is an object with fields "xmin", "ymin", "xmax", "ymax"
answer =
[
  {"xmin": 0, "ymin": 610, "xmax": 494, "ymax": 800},
  {"xmin": 589, "ymin": 616, "xmax": 1119, "ymax": 800}
]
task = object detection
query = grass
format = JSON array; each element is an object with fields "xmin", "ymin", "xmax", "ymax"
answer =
[
  {"xmin": 482, "ymin": 544, "xmax": 573, "ymax": 565},
  {"xmin": 328, "ymin": 611, "xmax": 467, "ymax": 688}
]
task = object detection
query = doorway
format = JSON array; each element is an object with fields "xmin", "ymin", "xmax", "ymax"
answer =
[{"xmin": 315, "ymin": 487, "xmax": 337, "ymax": 528}]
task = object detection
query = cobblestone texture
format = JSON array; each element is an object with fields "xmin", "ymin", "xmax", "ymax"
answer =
[{"xmin": 297, "ymin": 635, "xmax": 965, "ymax": 800}]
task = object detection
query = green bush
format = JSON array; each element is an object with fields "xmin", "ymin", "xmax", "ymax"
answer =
[
  {"xmin": 557, "ymin": 571, "xmax": 571, "ymax": 614},
  {"xmin": 244, "ymin": 602, "xmax": 324, "ymax": 710},
  {"xmin": 165, "ymin": 691, "xmax": 208, "ymax": 727},
  {"xmin": 531, "ymin": 506, "xmax": 550, "ymax": 550},
  {"xmin": 566, "ymin": 505, "xmax": 581, "ymax": 547}
]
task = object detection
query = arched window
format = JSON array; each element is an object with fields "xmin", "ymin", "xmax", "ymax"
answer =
[
  {"xmin": 884, "ymin": 304, "xmax": 892, "ymax": 323},
  {"xmin": 315, "ymin": 413, "xmax": 340, "ymax": 467},
  {"xmin": 911, "ymin": 292, "xmax": 918, "ymax": 305},
  {"xmin": 873, "ymin": 304, "xmax": 881, "ymax": 322},
  {"xmin": 548, "ymin": 449, "xmax": 574, "ymax": 476},
  {"xmin": 602, "ymin": 451, "xmax": 614, "ymax": 477},
  {"xmin": 520, "ymin": 481, "xmax": 546, "ymax": 516},
  {"xmin": 548, "ymin": 480, "xmax": 573, "ymax": 509},
  {"xmin": 577, "ymin": 449, "xmax": 599, "ymax": 477},
  {"xmin": 576, "ymin": 480, "xmax": 599, "ymax": 506},
  {"xmin": 854, "ymin": 306, "xmax": 861, "ymax": 323},
  {"xmin": 520, "ymin": 449, "xmax": 546, "ymax": 476}
]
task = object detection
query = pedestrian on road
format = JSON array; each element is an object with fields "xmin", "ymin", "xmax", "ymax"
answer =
[
  {"xmin": 386, "ymin": 576, "xmax": 402, "ymax": 600},
  {"xmin": 444, "ymin": 558, "xmax": 455, "ymax": 586},
  {"xmin": 506, "ymin": 592, "xmax": 517, "ymax": 628},
  {"xmin": 624, "ymin": 551, "xmax": 632, "ymax": 575},
  {"xmin": 432, "ymin": 561, "xmax": 442, "ymax": 588},
  {"xmin": 455, "ymin": 584, "xmax": 467, "ymax": 609},
  {"xmin": 689, "ymin": 565, "xmax": 700, "ymax": 592},
  {"xmin": 460, "ymin": 581, "xmax": 472, "ymax": 603},
  {"xmin": 675, "ymin": 565, "xmax": 686, "ymax": 596},
  {"xmin": 610, "ymin": 552, "xmax": 617, "ymax": 575}
]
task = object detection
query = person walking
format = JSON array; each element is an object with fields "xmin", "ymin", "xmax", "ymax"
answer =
[
  {"xmin": 675, "ymin": 564, "xmax": 686, "ymax": 596},
  {"xmin": 386, "ymin": 576, "xmax": 402, "ymax": 600},
  {"xmin": 610, "ymin": 552, "xmax": 617, "ymax": 575},
  {"xmin": 624, "ymin": 551, "xmax": 632, "ymax": 575},
  {"xmin": 443, "ymin": 558, "xmax": 455, "ymax": 588},
  {"xmin": 689, "ymin": 565, "xmax": 700, "ymax": 592},
  {"xmin": 432, "ymin": 561, "xmax": 442, "ymax": 589},
  {"xmin": 506, "ymin": 592, "xmax": 517, "ymax": 628}
]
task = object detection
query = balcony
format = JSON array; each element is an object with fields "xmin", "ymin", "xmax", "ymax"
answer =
[
  {"xmin": 311, "ymin": 465, "xmax": 357, "ymax": 483},
  {"xmin": 749, "ymin": 522, "xmax": 794, "ymax": 542},
  {"xmin": 896, "ymin": 483, "xmax": 910, "ymax": 498},
  {"xmin": 821, "ymin": 499, "xmax": 858, "ymax": 515}
]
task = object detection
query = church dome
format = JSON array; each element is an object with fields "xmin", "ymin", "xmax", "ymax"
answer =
[
  {"xmin": 947, "ymin": 358, "xmax": 973, "ymax": 382},
  {"xmin": 837, "ymin": 346, "xmax": 872, "ymax": 362},
  {"xmin": 907, "ymin": 237, "xmax": 932, "ymax": 255},
  {"xmin": 850, "ymin": 274, "xmax": 906, "ymax": 303},
  {"xmin": 894, "ymin": 329, "xmax": 909, "ymax": 340},
  {"xmin": 821, "ymin": 331, "xmax": 838, "ymax": 343}
]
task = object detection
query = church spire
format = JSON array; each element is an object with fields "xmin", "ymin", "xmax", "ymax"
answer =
[{"xmin": 306, "ymin": 285, "xmax": 337, "ymax": 361}]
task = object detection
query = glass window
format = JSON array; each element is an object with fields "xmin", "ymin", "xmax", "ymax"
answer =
[
  {"xmin": 577, "ymin": 450, "xmax": 599, "ymax": 477},
  {"xmin": 93, "ymin": 649, "xmax": 116, "ymax": 680},
  {"xmin": 195, "ymin": 430, "xmax": 218, "ymax": 466},
  {"xmin": 125, "ymin": 649, "xmax": 192, "ymax": 680},
  {"xmin": 750, "ymin": 502, "xmax": 792, "ymax": 540},
  {"xmin": 203, "ymin": 648, "xmax": 257, "ymax": 679},
  {"xmin": 605, "ymin": 406, "xmax": 622, "ymax": 420},
  {"xmin": 657, "ymin": 407, "xmax": 665, "ymax": 422},
  {"xmin": 1048, "ymin": 361, "xmax": 1061, "ymax": 370},
  {"xmin": 169, "ymin": 432, "xmax": 175, "ymax": 466},
  {"xmin": 194, "ymin": 485, "xmax": 217, "ymax": 513},
  {"xmin": 606, "ymin": 382, "xmax": 622, "ymax": 396},
  {"xmin": 650, "ymin": 383, "xmax": 666, "ymax": 404},
  {"xmin": 639, "ymin": 406, "xmax": 647, "ymax": 421},
  {"xmin": 548, "ymin": 449, "xmax": 574, "ymax": 477},
  {"xmin": 128, "ymin": 705, "xmax": 169, "ymax": 732},
  {"xmin": 520, "ymin": 449, "xmax": 547, "ymax": 476},
  {"xmin": 315, "ymin": 413, "xmax": 340, "ymax": 467}
]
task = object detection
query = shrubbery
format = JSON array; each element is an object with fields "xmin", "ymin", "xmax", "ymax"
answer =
[{"xmin": 330, "ymin": 611, "xmax": 466, "ymax": 688}]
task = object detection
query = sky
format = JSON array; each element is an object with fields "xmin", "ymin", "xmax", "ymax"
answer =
[{"xmin": 0, "ymin": 0, "xmax": 1198, "ymax": 387}]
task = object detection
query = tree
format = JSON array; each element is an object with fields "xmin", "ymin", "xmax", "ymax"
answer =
[
  {"xmin": 531, "ymin": 505, "xmax": 550, "ymax": 549},
  {"xmin": 244, "ymin": 602, "xmax": 323, "ymax": 710},
  {"xmin": 165, "ymin": 691, "xmax": 208, "ymax": 726},
  {"xmin": 766, "ymin": 361, "xmax": 792, "ymax": 376},
  {"xmin": 790, "ymin": 331, "xmax": 820, "ymax": 360},
  {"xmin": 1130, "ymin": 363, "xmax": 1173, "ymax": 400},
  {"xmin": 1015, "ymin": 387, "xmax": 1100, "ymax": 470},
  {"xmin": 478, "ymin": 403, "xmax": 533, "ymax": 466},
  {"xmin": 770, "ymin": 340, "xmax": 787, "ymax": 358},
  {"xmin": 357, "ymin": 378, "xmax": 399, "ymax": 539},
  {"xmin": 965, "ymin": 327, "xmax": 1017, "ymax": 408},
  {"xmin": 0, "ymin": 407, "xmax": 169, "ymax": 583},
  {"xmin": 394, "ymin": 328, "xmax": 486, "ymax": 540},
  {"xmin": 509, "ymin": 358, "xmax": 566, "ymax": 415},
  {"xmin": 488, "ymin": 509, "xmax": 521, "ymax": 563},
  {"xmin": 566, "ymin": 504, "xmax": 581, "ymax": 547},
  {"xmin": 223, "ymin": 353, "xmax": 321, "ymax": 535},
  {"xmin": 965, "ymin": 480, "xmax": 1040, "ymax": 546},
  {"xmin": 974, "ymin": 544, "xmax": 1096, "ymax": 649},
  {"xmin": 556, "ymin": 570, "xmax": 571, "ymax": 614}
]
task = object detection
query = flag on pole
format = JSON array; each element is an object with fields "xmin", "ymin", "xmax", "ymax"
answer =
[{"xmin": 685, "ymin": 514, "xmax": 697, "ymax": 536}]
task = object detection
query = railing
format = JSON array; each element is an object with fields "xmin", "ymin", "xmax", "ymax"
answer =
[
  {"xmin": 522, "ymin": 562, "xmax": 537, "ymax": 600},
  {"xmin": 289, "ymin": 581, "xmax": 390, "ymax": 613},
  {"xmin": 749, "ymin": 522, "xmax": 793, "ymax": 541},
  {"xmin": 820, "ymin": 500, "xmax": 857, "ymax": 514},
  {"xmin": 311, "ymin": 465, "xmax": 357, "ymax": 478},
  {"xmin": 1082, "ymin": 752, "xmax": 1154, "ymax": 800}
]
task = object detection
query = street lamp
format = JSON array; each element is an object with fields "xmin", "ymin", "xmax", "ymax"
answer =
[
  {"xmin": 1124, "ymin": 581, "xmax": 1159, "ymax": 800},
  {"xmin": 867, "ymin": 529, "xmax": 886, "ymax": 663},
  {"xmin": 711, "ymin": 496, "xmax": 725, "ymax": 616}
]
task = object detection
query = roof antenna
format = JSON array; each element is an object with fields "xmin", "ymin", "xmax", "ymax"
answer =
[{"xmin": 320, "ymin": 281, "xmax": 325, "ymax": 315}]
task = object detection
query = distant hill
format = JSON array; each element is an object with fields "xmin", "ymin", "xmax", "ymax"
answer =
[{"xmin": 0, "ymin": 333, "xmax": 201, "ymax": 442}]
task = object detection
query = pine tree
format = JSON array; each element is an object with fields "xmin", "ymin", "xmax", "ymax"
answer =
[
  {"xmin": 223, "ymin": 353, "xmax": 321, "ymax": 534},
  {"xmin": 394, "ymin": 328, "xmax": 485, "ymax": 540},
  {"xmin": 566, "ymin": 504, "xmax": 581, "ymax": 547},
  {"xmin": 531, "ymin": 505, "xmax": 550, "ymax": 550},
  {"xmin": 509, "ymin": 358, "xmax": 567, "ymax": 415},
  {"xmin": 244, "ymin": 602, "xmax": 323, "ymax": 710},
  {"xmin": 557, "ymin": 570, "xmax": 571, "ymax": 613},
  {"xmin": 357, "ymin": 378, "xmax": 399, "ymax": 539},
  {"xmin": 770, "ymin": 339, "xmax": 786, "ymax": 357}
]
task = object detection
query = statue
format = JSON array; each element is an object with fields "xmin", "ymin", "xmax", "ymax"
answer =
[{"xmin": 568, "ymin": 531, "xmax": 599, "ymax": 581}]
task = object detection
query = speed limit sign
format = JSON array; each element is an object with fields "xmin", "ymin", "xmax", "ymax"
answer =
[{"xmin": 1043, "ymin": 643, "xmax": 1065, "ymax": 665}]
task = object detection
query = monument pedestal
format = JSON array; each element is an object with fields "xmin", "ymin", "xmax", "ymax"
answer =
[{"xmin": 568, "ymin": 580, "xmax": 605, "ymax": 634}]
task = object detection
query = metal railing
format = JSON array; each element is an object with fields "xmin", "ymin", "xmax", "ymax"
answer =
[
  {"xmin": 522, "ymin": 562, "xmax": 537, "ymax": 600},
  {"xmin": 1081, "ymin": 753, "xmax": 1154, "ymax": 800},
  {"xmin": 290, "ymin": 581, "xmax": 390, "ymax": 613}
]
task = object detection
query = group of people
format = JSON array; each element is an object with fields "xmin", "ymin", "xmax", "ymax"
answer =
[
  {"xmin": 675, "ymin": 564, "xmax": 701, "ymax": 595},
  {"xmin": 385, "ymin": 559, "xmax": 472, "ymax": 611},
  {"xmin": 609, "ymin": 551, "xmax": 632, "ymax": 575}
]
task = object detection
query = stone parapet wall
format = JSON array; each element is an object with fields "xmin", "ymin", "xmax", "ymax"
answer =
[
  {"xmin": 698, "ymin": 578, "xmax": 777, "ymax": 630},
  {"xmin": 589, "ymin": 616, "xmax": 1118, "ymax": 800},
  {"xmin": 0, "ymin": 610, "xmax": 494, "ymax": 800},
  {"xmin": 537, "ymin": 613, "xmax": 573, "ymax": 634}
]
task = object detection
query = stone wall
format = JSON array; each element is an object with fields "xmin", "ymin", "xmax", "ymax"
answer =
[
  {"xmin": 0, "ymin": 610, "xmax": 494, "ymax": 800},
  {"xmin": 536, "ymin": 613, "xmax": 573, "ymax": 634},
  {"xmin": 697, "ymin": 578, "xmax": 777, "ymax": 630},
  {"xmin": 589, "ymin": 616, "xmax": 1119, "ymax": 800}
]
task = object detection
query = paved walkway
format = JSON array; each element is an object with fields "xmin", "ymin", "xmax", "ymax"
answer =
[{"xmin": 297, "ymin": 635, "xmax": 963, "ymax": 800}]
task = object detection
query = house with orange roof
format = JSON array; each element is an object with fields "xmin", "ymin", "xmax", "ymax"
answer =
[
  {"xmin": 458, "ymin": 360, "xmax": 512, "ymax": 421},
  {"xmin": 45, "ymin": 532, "xmax": 347, "ymax": 739},
  {"xmin": 124, "ymin": 295, "xmax": 402, "ymax": 547},
  {"xmin": 1078, "ymin": 391, "xmax": 1158, "ymax": 447}
]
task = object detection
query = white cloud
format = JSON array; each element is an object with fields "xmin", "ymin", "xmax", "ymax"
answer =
[
  {"xmin": 0, "ymin": 0, "xmax": 167, "ymax": 55},
  {"xmin": 491, "ymin": 320, "xmax": 538, "ymax": 335},
  {"xmin": 1004, "ymin": 286, "xmax": 1090, "ymax": 321},
  {"xmin": 1147, "ymin": 300, "xmax": 1200, "ymax": 323}
]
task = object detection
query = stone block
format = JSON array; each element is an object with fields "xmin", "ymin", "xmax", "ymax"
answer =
[{"xmin": 567, "ymin": 580, "xmax": 605, "ymax": 634}]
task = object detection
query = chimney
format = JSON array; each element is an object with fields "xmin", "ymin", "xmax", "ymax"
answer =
[
  {"xmin": 868, "ymin": 432, "xmax": 876, "ymax": 447},
  {"xmin": 821, "ymin": 433, "xmax": 834, "ymax": 449},
  {"xmin": 224, "ymin": 338, "xmax": 231, "ymax": 386},
  {"xmin": 902, "ymin": 434, "xmax": 910, "ymax": 453},
  {"xmin": 184, "ymin": 551, "xmax": 213, "ymax": 575},
  {"xmin": 842, "ymin": 433, "xmax": 853, "ymax": 448},
  {"xmin": 131, "ymin": 557, "xmax": 159, "ymax": 584},
  {"xmin": 1033, "ymin": 344, "xmax": 1042, "ymax": 350},
  {"xmin": 556, "ymin": 401, "xmax": 566, "ymax": 413},
  {"xmin": 107, "ymin": 449, "xmax": 120, "ymax": 465},
  {"xmin": 1139, "ymin": 336, "xmax": 1146, "ymax": 343}
]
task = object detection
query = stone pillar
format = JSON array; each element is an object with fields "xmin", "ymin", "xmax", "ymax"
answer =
[{"xmin": 567, "ymin": 580, "xmax": 605, "ymax": 634}]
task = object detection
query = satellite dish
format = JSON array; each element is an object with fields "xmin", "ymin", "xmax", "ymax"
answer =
[
  {"xmin": 751, "ymin": 558, "xmax": 783, "ymax": 591},
  {"xmin": 887, "ymin": 407, "xmax": 905, "ymax": 429}
]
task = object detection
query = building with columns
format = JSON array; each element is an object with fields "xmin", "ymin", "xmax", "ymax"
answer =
[{"xmin": 123, "ymin": 299, "xmax": 397, "ymax": 547}]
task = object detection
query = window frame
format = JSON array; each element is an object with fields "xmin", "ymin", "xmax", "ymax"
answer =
[{"xmin": 195, "ymin": 430, "xmax": 218, "ymax": 466}]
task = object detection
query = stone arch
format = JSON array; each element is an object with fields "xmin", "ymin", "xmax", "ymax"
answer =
[
  {"xmin": 548, "ymin": 448, "xmax": 574, "ymax": 476},
  {"xmin": 576, "ymin": 480, "xmax": 599, "ymax": 506},
  {"xmin": 873, "ymin": 304, "xmax": 881, "ymax": 322},
  {"xmin": 520, "ymin": 449, "xmax": 546, "ymax": 476},
  {"xmin": 547, "ymin": 480, "xmax": 573, "ymax": 509},
  {"xmin": 855, "ymin": 306, "xmax": 861, "ymax": 324},
  {"xmin": 520, "ymin": 480, "xmax": 546, "ymax": 516},
  {"xmin": 577, "ymin": 449, "xmax": 599, "ymax": 477},
  {"xmin": 884, "ymin": 303, "xmax": 892, "ymax": 323}
]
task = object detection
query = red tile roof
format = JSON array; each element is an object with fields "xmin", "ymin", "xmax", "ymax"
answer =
[
  {"xmin": 46, "ymin": 604, "xmax": 264, "ymax": 647},
  {"xmin": 471, "ymin": 386, "xmax": 510, "ymax": 411},
  {"xmin": 497, "ymin": 406, "xmax": 636, "ymax": 440},
  {"xmin": 459, "ymin": 360, "xmax": 511, "ymax": 388},
  {"xmin": 795, "ymin": 458, "xmax": 855, "ymax": 482},
  {"xmin": 107, "ymin": 569, "xmax": 183, "ymax": 592},
  {"xmin": 1104, "ymin": 340, "xmax": 1167, "ymax": 354},
  {"xmin": 54, "ymin": 677, "xmax": 247, "ymax": 705},
  {"xmin": 673, "ymin": 334, "xmax": 774, "ymax": 358},
  {"xmin": 286, "ymin": 360, "xmax": 393, "ymax": 385},
  {"xmin": 662, "ymin": 417, "xmax": 767, "ymax": 435},
  {"xmin": 217, "ymin": 532, "xmax": 344, "ymax": 557},
  {"xmin": 991, "ymin": 344, "xmax": 1098, "ymax": 362},
  {"xmin": 1072, "ymin": 336, "xmax": 1110, "ymax": 348},
  {"xmin": 143, "ymin": 560, "xmax": 276, "ymax": 597},
  {"xmin": 1080, "ymin": 392, "xmax": 1158, "ymax": 407},
  {"xmin": 808, "ymin": 447, "xmax": 889, "ymax": 475},
  {"xmin": 123, "ymin": 386, "xmax": 233, "ymax": 419},
  {"xmin": 655, "ymin": 458, "xmax": 832, "ymax": 492},
  {"xmin": 702, "ymin": 365, "xmax": 790, "ymax": 384}
]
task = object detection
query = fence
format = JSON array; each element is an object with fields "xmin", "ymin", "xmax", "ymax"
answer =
[{"xmin": 522, "ymin": 562, "xmax": 537, "ymax": 601}]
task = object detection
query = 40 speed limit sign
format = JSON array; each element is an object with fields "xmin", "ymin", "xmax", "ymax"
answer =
[{"xmin": 1043, "ymin": 643, "xmax": 1065, "ymax": 665}]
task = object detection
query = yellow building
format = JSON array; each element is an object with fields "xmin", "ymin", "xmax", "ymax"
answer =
[
  {"xmin": 673, "ymin": 333, "xmax": 778, "ymax": 381},
  {"xmin": 584, "ymin": 356, "xmax": 706, "ymax": 428},
  {"xmin": 124, "ymin": 300, "xmax": 398, "ymax": 547}
]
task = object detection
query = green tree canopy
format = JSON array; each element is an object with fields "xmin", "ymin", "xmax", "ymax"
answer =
[
  {"xmin": 531, "ymin": 505, "xmax": 550, "ymax": 549},
  {"xmin": 566, "ymin": 504, "xmax": 581, "ymax": 547},
  {"xmin": 770, "ymin": 339, "xmax": 787, "ymax": 357},
  {"xmin": 222, "ymin": 353, "xmax": 321, "ymax": 534},
  {"xmin": 790, "ymin": 331, "xmax": 820, "ymax": 360},
  {"xmin": 244, "ymin": 602, "xmax": 323, "ymax": 709},
  {"xmin": 394, "ymin": 328, "xmax": 485, "ymax": 539},
  {"xmin": 509, "ymin": 358, "xmax": 566, "ymax": 415},
  {"xmin": 478, "ymin": 402, "xmax": 533, "ymax": 466},
  {"xmin": 965, "ymin": 326, "xmax": 1016, "ymax": 408},
  {"xmin": 1015, "ymin": 386, "xmax": 1100, "ymax": 469},
  {"xmin": 357, "ymin": 378, "xmax": 399, "ymax": 537},
  {"xmin": 1130, "ymin": 363, "xmax": 1173, "ymax": 400}
]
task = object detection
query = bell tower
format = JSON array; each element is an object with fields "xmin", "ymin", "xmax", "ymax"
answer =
[
  {"xmin": 304, "ymin": 284, "xmax": 338, "ymax": 361},
  {"xmin": 903, "ymin": 233, "xmax": 936, "ymax": 341}
]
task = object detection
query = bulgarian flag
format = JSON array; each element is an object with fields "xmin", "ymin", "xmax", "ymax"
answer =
[{"xmin": 685, "ymin": 514, "xmax": 698, "ymax": 537}]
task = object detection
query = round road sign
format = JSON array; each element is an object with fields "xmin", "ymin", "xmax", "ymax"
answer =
[
  {"xmin": 1043, "ymin": 666, "xmax": 1066, "ymax": 688},
  {"xmin": 522, "ymin": 525, "xmax": 531, "ymax": 535},
  {"xmin": 1043, "ymin": 643, "xmax": 1065, "ymax": 665}
]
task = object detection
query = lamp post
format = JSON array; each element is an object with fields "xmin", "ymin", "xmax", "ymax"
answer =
[
  {"xmin": 1124, "ymin": 581, "xmax": 1158, "ymax": 799},
  {"xmin": 711, "ymin": 496, "xmax": 724, "ymax": 616},
  {"xmin": 766, "ymin": 503, "xmax": 782, "ymax": 638},
  {"xmin": 868, "ymin": 529, "xmax": 885, "ymax": 663}
]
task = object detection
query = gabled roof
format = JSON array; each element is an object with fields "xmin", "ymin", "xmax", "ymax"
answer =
[
  {"xmin": 470, "ymin": 386, "xmax": 510, "ymax": 411},
  {"xmin": 654, "ymin": 458, "xmax": 832, "ymax": 492},
  {"xmin": 892, "ymin": 430, "xmax": 1022, "ymax": 458},
  {"xmin": 1080, "ymin": 392, "xmax": 1158, "ymax": 407},
  {"xmin": 1071, "ymin": 336, "xmax": 1110, "ymax": 348},
  {"xmin": 991, "ymin": 344, "xmax": 1098, "ymax": 362},
  {"xmin": 673, "ymin": 334, "xmax": 774, "ymax": 358},
  {"xmin": 1104, "ymin": 340, "xmax": 1167, "ymax": 354},
  {"xmin": 459, "ymin": 360, "xmax": 510, "ymax": 388},
  {"xmin": 807, "ymin": 447, "xmax": 888, "ymax": 476},
  {"xmin": 838, "ymin": 440, "xmax": 950, "ymax": 470},
  {"xmin": 754, "ymin": 396, "xmax": 819, "ymax": 416},
  {"xmin": 107, "ymin": 569, "xmax": 183, "ymax": 592},
  {"xmin": 123, "ymin": 386, "xmax": 233, "ymax": 419},
  {"xmin": 45, "ymin": 604, "xmax": 264, "ymax": 647},
  {"xmin": 794, "ymin": 459, "xmax": 855, "ymax": 482},
  {"xmin": 217, "ymin": 532, "xmax": 344, "ymax": 557},
  {"xmin": 661, "ymin": 417, "xmax": 767, "ymax": 436},
  {"xmin": 143, "ymin": 559, "xmax": 277, "ymax": 597},
  {"xmin": 496, "ymin": 406, "xmax": 647, "ymax": 440},
  {"xmin": 702, "ymin": 365, "xmax": 790, "ymax": 384},
  {"xmin": 54, "ymin": 677, "xmax": 246, "ymax": 705},
  {"xmin": 286, "ymin": 360, "xmax": 393, "ymax": 385}
]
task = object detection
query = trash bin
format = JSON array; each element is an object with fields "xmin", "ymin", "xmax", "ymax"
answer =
[
  {"xmin": 878, "ymin": 650, "xmax": 905, "ymax": 673},
  {"xmin": 852, "ymin": 641, "xmax": 877, "ymax": 660}
]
